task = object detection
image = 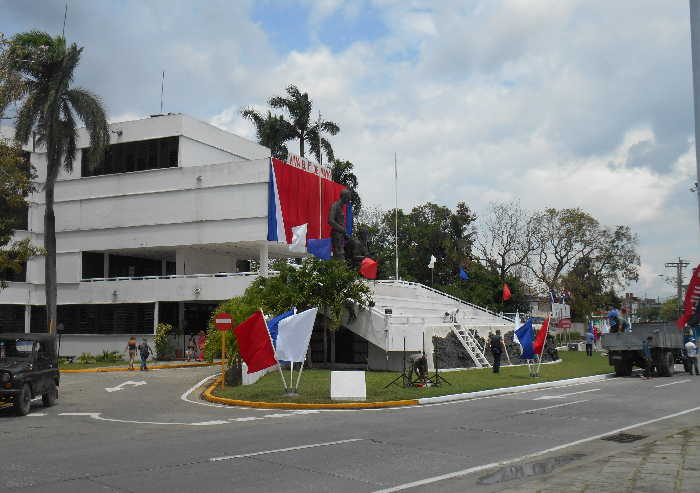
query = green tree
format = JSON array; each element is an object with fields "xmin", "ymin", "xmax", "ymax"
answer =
[
  {"xmin": 636, "ymin": 304, "xmax": 661, "ymax": 322},
  {"xmin": 8, "ymin": 31, "xmax": 109, "ymax": 332},
  {"xmin": 330, "ymin": 159, "xmax": 361, "ymax": 213},
  {"xmin": 268, "ymin": 85, "xmax": 339, "ymax": 163},
  {"xmin": 240, "ymin": 108, "xmax": 295, "ymax": 160},
  {"xmin": 659, "ymin": 298, "xmax": 679, "ymax": 322}
]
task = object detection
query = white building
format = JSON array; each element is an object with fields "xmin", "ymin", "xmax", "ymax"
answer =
[
  {"xmin": 0, "ymin": 113, "xmax": 511, "ymax": 367},
  {"xmin": 0, "ymin": 114, "xmax": 302, "ymax": 356}
]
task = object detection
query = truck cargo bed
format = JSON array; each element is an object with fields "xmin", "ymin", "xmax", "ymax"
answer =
[{"xmin": 601, "ymin": 322, "xmax": 683, "ymax": 351}]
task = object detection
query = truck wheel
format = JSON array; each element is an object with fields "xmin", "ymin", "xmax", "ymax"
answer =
[
  {"xmin": 614, "ymin": 359, "xmax": 633, "ymax": 377},
  {"xmin": 658, "ymin": 351, "xmax": 675, "ymax": 377},
  {"xmin": 42, "ymin": 381, "xmax": 58, "ymax": 407},
  {"xmin": 14, "ymin": 384, "xmax": 32, "ymax": 416}
]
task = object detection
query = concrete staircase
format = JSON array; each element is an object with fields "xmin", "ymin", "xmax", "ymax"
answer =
[{"xmin": 345, "ymin": 280, "xmax": 512, "ymax": 369}]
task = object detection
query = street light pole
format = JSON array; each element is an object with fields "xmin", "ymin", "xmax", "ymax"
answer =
[
  {"xmin": 689, "ymin": 1, "xmax": 700, "ymax": 238},
  {"xmin": 665, "ymin": 257, "xmax": 690, "ymax": 315}
]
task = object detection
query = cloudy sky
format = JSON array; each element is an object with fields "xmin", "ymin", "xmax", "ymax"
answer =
[{"xmin": 3, "ymin": 0, "xmax": 699, "ymax": 299}]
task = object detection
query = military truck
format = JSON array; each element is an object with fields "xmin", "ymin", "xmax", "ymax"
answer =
[
  {"xmin": 602, "ymin": 322, "xmax": 684, "ymax": 377},
  {"xmin": 0, "ymin": 334, "xmax": 60, "ymax": 416}
]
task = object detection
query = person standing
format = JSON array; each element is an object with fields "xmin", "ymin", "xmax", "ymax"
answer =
[
  {"xmin": 642, "ymin": 336, "xmax": 653, "ymax": 379},
  {"xmin": 125, "ymin": 336, "xmax": 137, "ymax": 371},
  {"xmin": 186, "ymin": 336, "xmax": 197, "ymax": 362},
  {"xmin": 685, "ymin": 338, "xmax": 699, "ymax": 376},
  {"xmin": 585, "ymin": 331, "xmax": 595, "ymax": 357},
  {"xmin": 488, "ymin": 330, "xmax": 505, "ymax": 374},
  {"xmin": 138, "ymin": 338, "xmax": 154, "ymax": 371},
  {"xmin": 196, "ymin": 330, "xmax": 207, "ymax": 361}
]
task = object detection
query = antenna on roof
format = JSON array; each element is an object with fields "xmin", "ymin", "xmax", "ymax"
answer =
[
  {"xmin": 62, "ymin": 1, "xmax": 69, "ymax": 37},
  {"xmin": 160, "ymin": 70, "xmax": 165, "ymax": 114}
]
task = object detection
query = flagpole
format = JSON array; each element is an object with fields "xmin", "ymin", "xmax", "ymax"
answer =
[
  {"xmin": 394, "ymin": 152, "xmax": 398, "ymax": 281},
  {"xmin": 261, "ymin": 309, "xmax": 288, "ymax": 392},
  {"xmin": 295, "ymin": 359, "xmax": 306, "ymax": 391},
  {"xmin": 318, "ymin": 111, "xmax": 322, "ymax": 240},
  {"xmin": 290, "ymin": 361, "xmax": 294, "ymax": 393}
]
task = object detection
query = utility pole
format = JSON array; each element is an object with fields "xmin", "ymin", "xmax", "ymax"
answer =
[{"xmin": 665, "ymin": 257, "xmax": 690, "ymax": 315}]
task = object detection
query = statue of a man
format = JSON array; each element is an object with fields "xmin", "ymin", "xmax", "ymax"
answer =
[{"xmin": 328, "ymin": 190, "xmax": 352, "ymax": 260}]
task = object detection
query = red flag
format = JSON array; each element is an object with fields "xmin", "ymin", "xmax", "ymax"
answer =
[
  {"xmin": 233, "ymin": 311, "xmax": 277, "ymax": 374},
  {"xmin": 533, "ymin": 317, "xmax": 550, "ymax": 356},
  {"xmin": 359, "ymin": 258, "xmax": 378, "ymax": 279},
  {"xmin": 678, "ymin": 265, "xmax": 700, "ymax": 329},
  {"xmin": 502, "ymin": 283, "xmax": 512, "ymax": 301}
]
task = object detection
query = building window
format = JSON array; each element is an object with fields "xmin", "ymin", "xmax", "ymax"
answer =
[{"xmin": 81, "ymin": 137, "xmax": 178, "ymax": 177}]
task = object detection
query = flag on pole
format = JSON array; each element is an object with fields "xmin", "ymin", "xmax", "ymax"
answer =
[
  {"xmin": 503, "ymin": 283, "xmax": 512, "ymax": 301},
  {"xmin": 513, "ymin": 312, "xmax": 521, "ymax": 346},
  {"xmin": 428, "ymin": 255, "xmax": 436, "ymax": 269},
  {"xmin": 459, "ymin": 267, "xmax": 469, "ymax": 280},
  {"xmin": 533, "ymin": 317, "xmax": 550, "ymax": 356},
  {"xmin": 515, "ymin": 318, "xmax": 535, "ymax": 359},
  {"xmin": 233, "ymin": 311, "xmax": 278, "ymax": 374},
  {"xmin": 289, "ymin": 223, "xmax": 308, "ymax": 253},
  {"xmin": 267, "ymin": 310, "xmax": 295, "ymax": 347},
  {"xmin": 345, "ymin": 203, "xmax": 353, "ymax": 237},
  {"xmin": 275, "ymin": 308, "xmax": 318, "ymax": 362},
  {"xmin": 359, "ymin": 257, "xmax": 378, "ymax": 279}
]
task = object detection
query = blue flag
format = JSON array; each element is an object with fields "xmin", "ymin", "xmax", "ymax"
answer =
[
  {"xmin": 515, "ymin": 318, "xmax": 535, "ymax": 359},
  {"xmin": 345, "ymin": 203, "xmax": 353, "ymax": 237},
  {"xmin": 267, "ymin": 310, "xmax": 294, "ymax": 348},
  {"xmin": 459, "ymin": 267, "xmax": 469, "ymax": 280},
  {"xmin": 308, "ymin": 238, "xmax": 332, "ymax": 260}
]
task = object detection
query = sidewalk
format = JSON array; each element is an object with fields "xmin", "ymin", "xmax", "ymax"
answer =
[{"xmin": 490, "ymin": 420, "xmax": 700, "ymax": 493}]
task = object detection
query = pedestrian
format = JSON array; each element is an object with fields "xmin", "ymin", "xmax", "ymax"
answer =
[
  {"xmin": 186, "ymin": 336, "xmax": 197, "ymax": 362},
  {"xmin": 585, "ymin": 330, "xmax": 595, "ymax": 357},
  {"xmin": 197, "ymin": 330, "xmax": 207, "ymax": 361},
  {"xmin": 138, "ymin": 337, "xmax": 154, "ymax": 371},
  {"xmin": 125, "ymin": 336, "xmax": 137, "ymax": 371},
  {"xmin": 685, "ymin": 337, "xmax": 699, "ymax": 376},
  {"xmin": 488, "ymin": 330, "xmax": 505, "ymax": 374},
  {"xmin": 607, "ymin": 306, "xmax": 620, "ymax": 333},
  {"xmin": 642, "ymin": 336, "xmax": 653, "ymax": 379}
]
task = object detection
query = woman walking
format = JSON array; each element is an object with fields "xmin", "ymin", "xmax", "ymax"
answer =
[
  {"xmin": 125, "ymin": 336, "xmax": 137, "ymax": 371},
  {"xmin": 196, "ymin": 330, "xmax": 207, "ymax": 362}
]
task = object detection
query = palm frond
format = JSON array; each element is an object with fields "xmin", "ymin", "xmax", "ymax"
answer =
[{"xmin": 65, "ymin": 87, "xmax": 109, "ymax": 169}]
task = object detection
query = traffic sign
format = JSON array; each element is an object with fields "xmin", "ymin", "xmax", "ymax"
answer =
[{"xmin": 215, "ymin": 312, "xmax": 233, "ymax": 331}]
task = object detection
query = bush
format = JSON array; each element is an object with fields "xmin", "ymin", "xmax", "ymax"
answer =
[
  {"xmin": 77, "ymin": 352, "xmax": 95, "ymax": 364},
  {"xmin": 96, "ymin": 350, "xmax": 123, "ymax": 363},
  {"xmin": 154, "ymin": 323, "xmax": 175, "ymax": 360}
]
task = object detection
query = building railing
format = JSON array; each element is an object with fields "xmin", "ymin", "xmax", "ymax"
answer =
[
  {"xmin": 374, "ymin": 279, "xmax": 514, "ymax": 323},
  {"xmin": 80, "ymin": 271, "xmax": 276, "ymax": 282}
]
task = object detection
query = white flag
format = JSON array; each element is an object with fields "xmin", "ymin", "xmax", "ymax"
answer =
[
  {"xmin": 513, "ymin": 312, "xmax": 522, "ymax": 347},
  {"xmin": 276, "ymin": 307, "xmax": 318, "ymax": 362},
  {"xmin": 289, "ymin": 223, "xmax": 308, "ymax": 253},
  {"xmin": 428, "ymin": 255, "xmax": 436, "ymax": 269}
]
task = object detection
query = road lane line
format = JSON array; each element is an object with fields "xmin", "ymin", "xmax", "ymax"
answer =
[
  {"xmin": 209, "ymin": 438, "xmax": 364, "ymax": 462},
  {"xmin": 518, "ymin": 399, "xmax": 590, "ymax": 414},
  {"xmin": 370, "ymin": 404, "xmax": 700, "ymax": 493},
  {"xmin": 231, "ymin": 417, "xmax": 263, "ymax": 422},
  {"xmin": 655, "ymin": 379, "xmax": 691, "ymax": 388},
  {"xmin": 533, "ymin": 388, "xmax": 600, "ymax": 400},
  {"xmin": 180, "ymin": 374, "xmax": 227, "ymax": 408}
]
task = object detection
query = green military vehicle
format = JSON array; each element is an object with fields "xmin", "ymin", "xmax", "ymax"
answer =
[{"xmin": 602, "ymin": 322, "xmax": 684, "ymax": 377}]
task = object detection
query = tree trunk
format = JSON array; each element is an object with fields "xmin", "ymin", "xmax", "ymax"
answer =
[
  {"xmin": 330, "ymin": 329, "xmax": 336, "ymax": 369},
  {"xmin": 44, "ymin": 180, "xmax": 57, "ymax": 334},
  {"xmin": 299, "ymin": 131, "xmax": 304, "ymax": 157}
]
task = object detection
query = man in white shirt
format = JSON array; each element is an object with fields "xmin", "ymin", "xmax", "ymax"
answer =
[{"xmin": 685, "ymin": 338, "xmax": 699, "ymax": 376}]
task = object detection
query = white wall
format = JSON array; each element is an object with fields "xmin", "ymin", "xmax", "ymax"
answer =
[
  {"xmin": 176, "ymin": 248, "xmax": 236, "ymax": 275},
  {"xmin": 58, "ymin": 334, "xmax": 154, "ymax": 358},
  {"xmin": 179, "ymin": 136, "xmax": 242, "ymax": 166}
]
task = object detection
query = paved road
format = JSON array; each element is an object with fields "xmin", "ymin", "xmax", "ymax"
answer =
[{"xmin": 1, "ymin": 365, "xmax": 699, "ymax": 492}]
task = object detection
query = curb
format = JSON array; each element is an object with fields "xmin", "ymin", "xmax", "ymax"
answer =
[
  {"xmin": 60, "ymin": 362, "xmax": 217, "ymax": 373},
  {"xmin": 201, "ymin": 371, "xmax": 617, "ymax": 410}
]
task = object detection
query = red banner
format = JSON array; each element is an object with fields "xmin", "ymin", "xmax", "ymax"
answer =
[
  {"xmin": 533, "ymin": 317, "xmax": 550, "ymax": 356},
  {"xmin": 678, "ymin": 264, "xmax": 700, "ymax": 329}
]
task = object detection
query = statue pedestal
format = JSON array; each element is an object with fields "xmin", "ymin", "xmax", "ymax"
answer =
[{"xmin": 330, "ymin": 371, "xmax": 366, "ymax": 401}]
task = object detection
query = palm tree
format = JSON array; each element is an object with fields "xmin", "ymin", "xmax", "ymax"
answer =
[
  {"xmin": 330, "ymin": 159, "xmax": 362, "ymax": 213},
  {"xmin": 268, "ymin": 85, "xmax": 339, "ymax": 164},
  {"xmin": 9, "ymin": 31, "xmax": 109, "ymax": 333},
  {"xmin": 240, "ymin": 108, "xmax": 295, "ymax": 160}
]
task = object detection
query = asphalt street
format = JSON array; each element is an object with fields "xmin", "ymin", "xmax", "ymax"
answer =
[{"xmin": 1, "ymin": 364, "xmax": 699, "ymax": 492}]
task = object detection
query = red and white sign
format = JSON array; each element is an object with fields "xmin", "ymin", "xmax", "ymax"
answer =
[
  {"xmin": 215, "ymin": 312, "xmax": 233, "ymax": 331},
  {"xmin": 286, "ymin": 153, "xmax": 332, "ymax": 180},
  {"xmin": 557, "ymin": 318, "xmax": 572, "ymax": 329}
]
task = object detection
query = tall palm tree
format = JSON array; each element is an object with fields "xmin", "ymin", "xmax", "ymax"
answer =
[
  {"xmin": 9, "ymin": 31, "xmax": 109, "ymax": 333},
  {"xmin": 240, "ymin": 108, "xmax": 295, "ymax": 160},
  {"xmin": 268, "ymin": 85, "xmax": 339, "ymax": 164}
]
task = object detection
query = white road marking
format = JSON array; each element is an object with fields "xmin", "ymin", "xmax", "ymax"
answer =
[
  {"xmin": 27, "ymin": 412, "xmax": 47, "ymax": 416},
  {"xmin": 180, "ymin": 373, "xmax": 240, "ymax": 408},
  {"xmin": 264, "ymin": 413, "xmax": 294, "ymax": 418},
  {"xmin": 191, "ymin": 420, "xmax": 230, "ymax": 426},
  {"xmin": 209, "ymin": 438, "xmax": 364, "ymax": 462},
  {"xmin": 231, "ymin": 417, "xmax": 263, "ymax": 422},
  {"xmin": 517, "ymin": 399, "xmax": 590, "ymax": 414},
  {"xmin": 370, "ymin": 404, "xmax": 700, "ymax": 493},
  {"xmin": 655, "ymin": 379, "xmax": 691, "ymax": 388},
  {"xmin": 534, "ymin": 388, "xmax": 600, "ymax": 400},
  {"xmin": 105, "ymin": 380, "xmax": 147, "ymax": 393}
]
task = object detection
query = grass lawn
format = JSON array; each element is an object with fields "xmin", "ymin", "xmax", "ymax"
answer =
[{"xmin": 214, "ymin": 351, "xmax": 613, "ymax": 404}]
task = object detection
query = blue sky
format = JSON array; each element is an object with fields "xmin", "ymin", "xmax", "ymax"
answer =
[{"xmin": 2, "ymin": 0, "xmax": 698, "ymax": 298}]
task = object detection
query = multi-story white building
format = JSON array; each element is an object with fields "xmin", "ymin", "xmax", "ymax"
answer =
[{"xmin": 0, "ymin": 114, "xmax": 302, "ymax": 355}]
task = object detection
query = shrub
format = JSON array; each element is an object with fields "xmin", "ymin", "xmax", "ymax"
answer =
[
  {"xmin": 77, "ymin": 352, "xmax": 95, "ymax": 364},
  {"xmin": 96, "ymin": 350, "xmax": 123, "ymax": 363},
  {"xmin": 154, "ymin": 322, "xmax": 175, "ymax": 360}
]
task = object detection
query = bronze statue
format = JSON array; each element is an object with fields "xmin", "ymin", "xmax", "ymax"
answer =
[
  {"xmin": 328, "ymin": 190, "xmax": 352, "ymax": 261},
  {"xmin": 345, "ymin": 225, "xmax": 369, "ymax": 269}
]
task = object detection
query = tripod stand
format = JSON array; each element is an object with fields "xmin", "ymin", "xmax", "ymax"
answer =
[
  {"xmin": 385, "ymin": 337, "xmax": 411, "ymax": 388},
  {"xmin": 430, "ymin": 351, "xmax": 450, "ymax": 386}
]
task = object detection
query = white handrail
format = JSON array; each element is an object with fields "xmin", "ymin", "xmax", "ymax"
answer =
[{"xmin": 80, "ymin": 271, "xmax": 275, "ymax": 282}]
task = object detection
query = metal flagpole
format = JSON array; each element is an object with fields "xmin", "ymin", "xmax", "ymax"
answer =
[
  {"xmin": 295, "ymin": 359, "xmax": 306, "ymax": 391},
  {"xmin": 394, "ymin": 152, "xmax": 399, "ymax": 281},
  {"xmin": 261, "ymin": 309, "xmax": 288, "ymax": 392},
  {"xmin": 318, "ymin": 111, "xmax": 322, "ymax": 240}
]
